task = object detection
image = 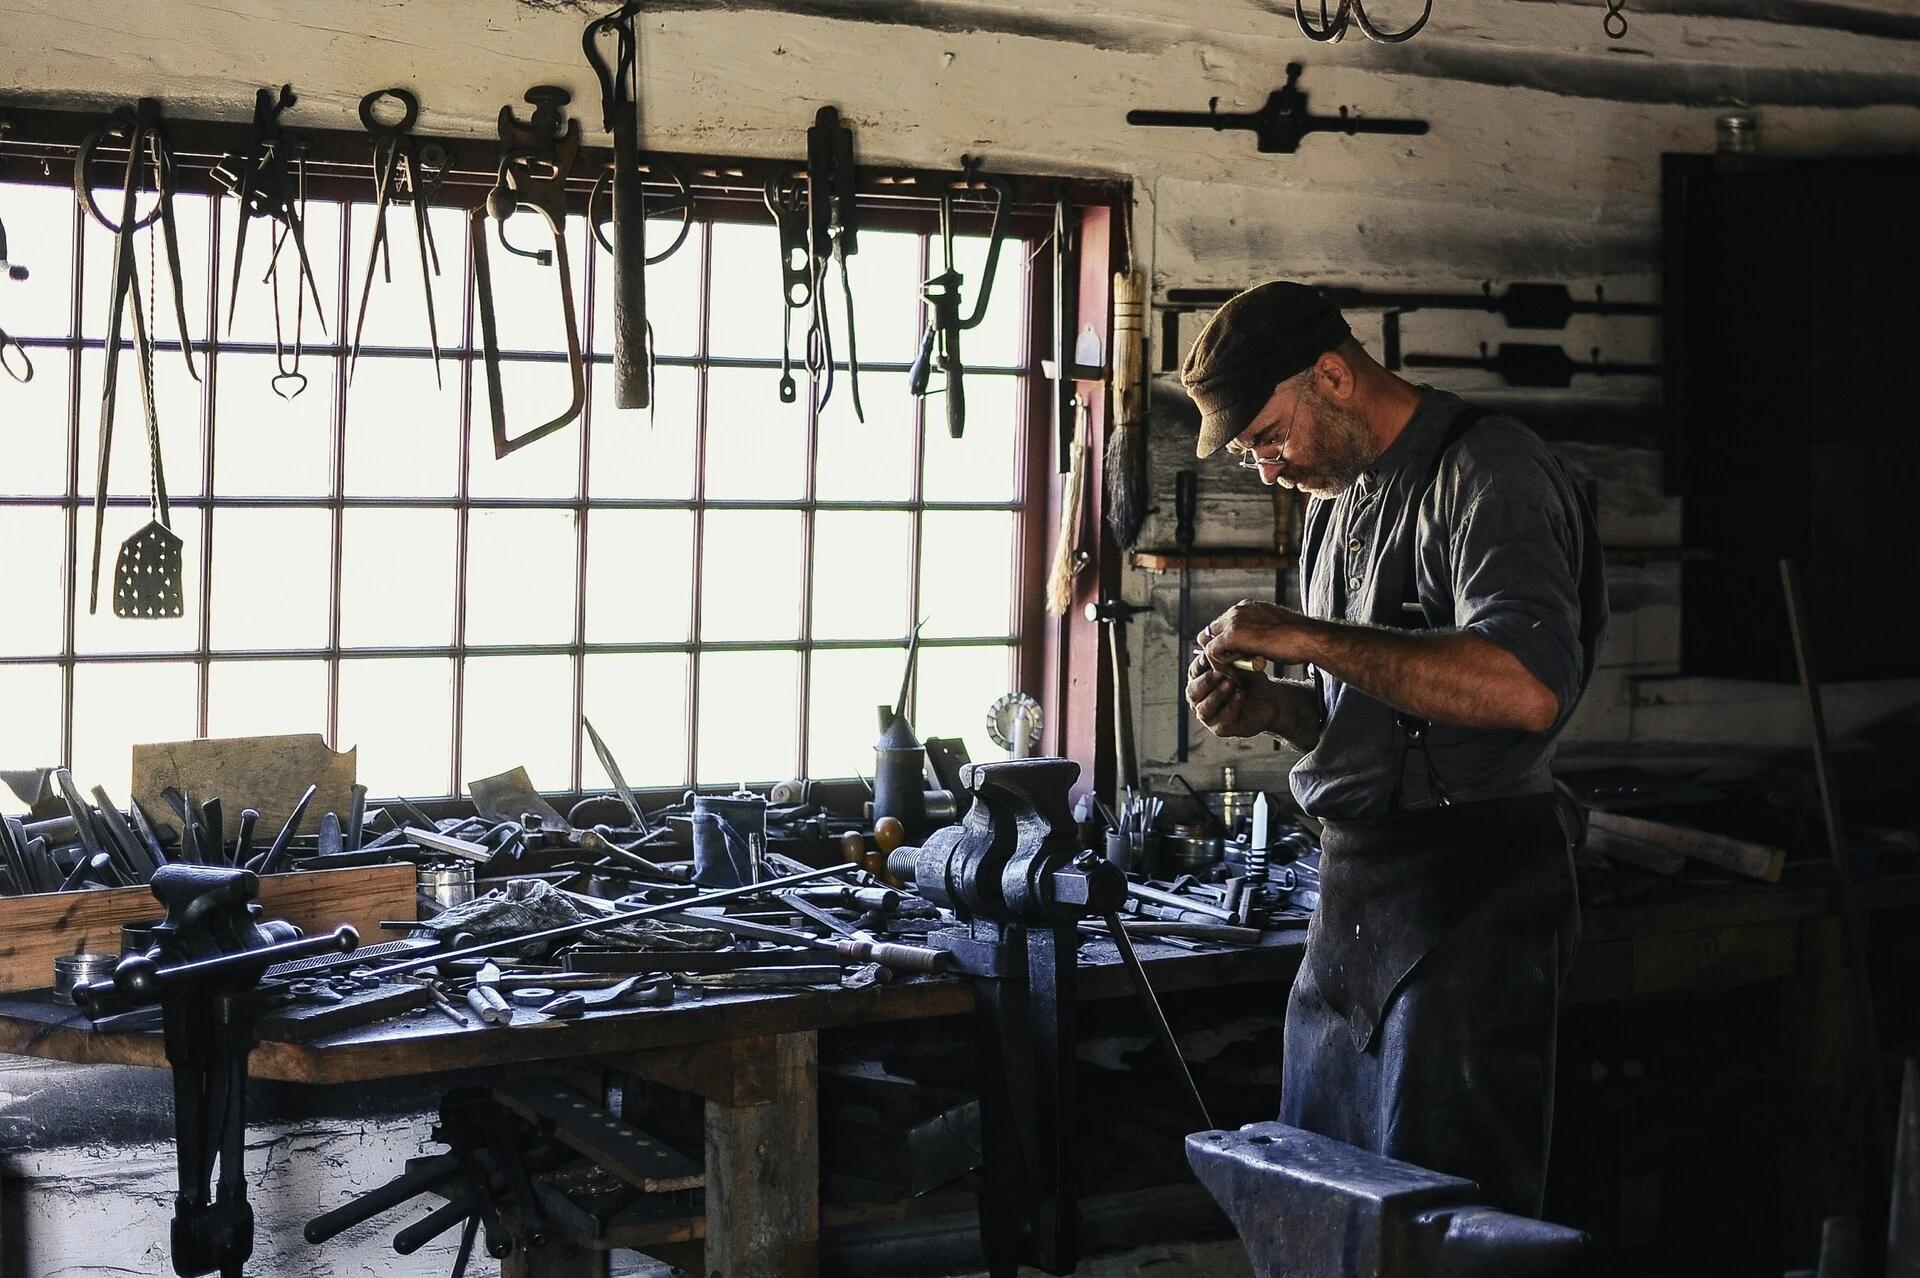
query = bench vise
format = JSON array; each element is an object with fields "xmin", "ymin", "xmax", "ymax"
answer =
[
  {"xmin": 891, "ymin": 758, "xmax": 1131, "ymax": 1276},
  {"xmin": 75, "ymin": 863, "xmax": 357, "ymax": 1277},
  {"xmin": 1187, "ymin": 1122, "xmax": 1587, "ymax": 1278}
]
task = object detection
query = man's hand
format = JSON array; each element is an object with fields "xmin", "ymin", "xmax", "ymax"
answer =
[
  {"xmin": 1185, "ymin": 650, "xmax": 1283, "ymax": 740},
  {"xmin": 1200, "ymin": 600, "xmax": 1321, "ymax": 670}
]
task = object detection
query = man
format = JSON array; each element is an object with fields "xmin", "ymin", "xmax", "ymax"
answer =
[{"xmin": 1180, "ymin": 281, "xmax": 1607, "ymax": 1216}]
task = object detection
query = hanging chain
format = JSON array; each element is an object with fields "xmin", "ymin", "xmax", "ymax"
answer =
[{"xmin": 1603, "ymin": 0, "xmax": 1628, "ymax": 38}]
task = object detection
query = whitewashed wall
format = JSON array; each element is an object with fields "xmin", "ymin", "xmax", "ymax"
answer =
[{"xmin": 3, "ymin": 2, "xmax": 1920, "ymax": 1272}]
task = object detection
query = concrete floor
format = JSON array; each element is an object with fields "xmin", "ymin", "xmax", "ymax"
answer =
[{"xmin": 621, "ymin": 1240, "xmax": 1255, "ymax": 1277}]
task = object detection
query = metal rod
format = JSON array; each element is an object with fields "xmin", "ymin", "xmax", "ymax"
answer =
[
  {"xmin": 1101, "ymin": 910, "xmax": 1212, "ymax": 1131},
  {"xmin": 367, "ymin": 861, "xmax": 860, "ymax": 979},
  {"xmin": 1781, "ymin": 558, "xmax": 1893, "ymax": 1174}
]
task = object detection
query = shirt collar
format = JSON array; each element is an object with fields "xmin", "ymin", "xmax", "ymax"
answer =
[{"xmin": 1357, "ymin": 386, "xmax": 1456, "ymax": 492}]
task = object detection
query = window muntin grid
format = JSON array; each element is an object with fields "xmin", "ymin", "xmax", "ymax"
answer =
[{"xmin": 0, "ymin": 178, "xmax": 1037, "ymax": 802}]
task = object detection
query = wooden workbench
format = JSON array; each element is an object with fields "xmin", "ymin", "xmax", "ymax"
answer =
[
  {"xmin": 3, "ymin": 871, "xmax": 1913, "ymax": 1275},
  {"xmin": 0, "ymin": 929, "xmax": 1309, "ymax": 1277}
]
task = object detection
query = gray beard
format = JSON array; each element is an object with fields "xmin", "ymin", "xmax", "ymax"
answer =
[{"xmin": 1298, "ymin": 401, "xmax": 1376, "ymax": 497}]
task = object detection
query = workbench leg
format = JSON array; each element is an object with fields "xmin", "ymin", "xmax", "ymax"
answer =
[
  {"xmin": 703, "ymin": 1029, "xmax": 819, "ymax": 1278},
  {"xmin": 500, "ymin": 1238, "xmax": 607, "ymax": 1278},
  {"xmin": 1783, "ymin": 917, "xmax": 1868, "ymax": 1248}
]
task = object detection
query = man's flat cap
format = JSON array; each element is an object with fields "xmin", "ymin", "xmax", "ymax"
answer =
[{"xmin": 1180, "ymin": 281, "xmax": 1351, "ymax": 458}]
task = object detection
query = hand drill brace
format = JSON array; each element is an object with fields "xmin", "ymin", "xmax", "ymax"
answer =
[{"xmin": 74, "ymin": 864, "xmax": 357, "ymax": 1278}]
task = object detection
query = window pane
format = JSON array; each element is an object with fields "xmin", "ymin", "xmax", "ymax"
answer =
[
  {"xmin": 209, "ymin": 507, "xmax": 332, "ymax": 650},
  {"xmin": 696, "ymin": 649, "xmax": 797, "ymax": 783},
  {"xmin": 0, "ymin": 507, "xmax": 67, "ymax": 657},
  {"xmin": 0, "ymin": 351, "xmax": 72, "ymax": 496},
  {"xmin": 700, "ymin": 510, "xmax": 802, "ymax": 641},
  {"xmin": 591, "ymin": 213, "xmax": 702, "ymax": 358},
  {"xmin": 338, "ymin": 656, "xmax": 452, "ymax": 797},
  {"xmin": 949, "ymin": 232, "xmax": 1026, "ymax": 369},
  {"xmin": 343, "ymin": 202, "xmax": 468, "ymax": 353},
  {"xmin": 465, "ymin": 508, "xmax": 578, "ymax": 646},
  {"xmin": 847, "ymin": 230, "xmax": 925, "ymax": 366},
  {"xmin": 473, "ymin": 207, "xmax": 589, "ymax": 354},
  {"xmin": 72, "ymin": 659, "xmax": 196, "ymax": 794},
  {"xmin": 919, "ymin": 511, "xmax": 1015, "ymax": 638},
  {"xmin": 703, "ymin": 367, "xmax": 807, "ymax": 501},
  {"xmin": 73, "ymin": 507, "xmax": 204, "ymax": 655},
  {"xmin": 80, "ymin": 192, "xmax": 212, "ymax": 347},
  {"xmin": 707, "ymin": 222, "xmax": 782, "ymax": 359},
  {"xmin": 915, "ymin": 644, "xmax": 1016, "ymax": 764},
  {"xmin": 2, "ymin": 181, "xmax": 76, "ymax": 339},
  {"xmin": 340, "ymin": 508, "xmax": 457, "ymax": 647},
  {"xmin": 583, "ymin": 653, "xmax": 688, "ymax": 789},
  {"xmin": 213, "ymin": 353, "xmax": 335, "ymax": 497},
  {"xmin": 815, "ymin": 369, "xmax": 915, "ymax": 502},
  {"xmin": 807, "ymin": 647, "xmax": 907, "ymax": 780},
  {"xmin": 462, "ymin": 654, "xmax": 573, "ymax": 789},
  {"xmin": 466, "ymin": 359, "xmax": 584, "ymax": 499},
  {"xmin": 0, "ymin": 665, "xmax": 62, "ymax": 802},
  {"xmin": 811, "ymin": 512, "xmax": 909, "ymax": 641},
  {"xmin": 922, "ymin": 373, "xmax": 1019, "ymax": 503},
  {"xmin": 76, "ymin": 349, "xmax": 205, "ymax": 499},
  {"xmin": 587, "ymin": 364, "xmax": 696, "ymax": 499},
  {"xmin": 207, "ymin": 659, "xmax": 326, "ymax": 738},
  {"xmin": 213, "ymin": 198, "xmax": 342, "ymax": 346},
  {"xmin": 585, "ymin": 509, "xmax": 692, "ymax": 643},
  {"xmin": 344, "ymin": 355, "xmax": 461, "ymax": 497}
]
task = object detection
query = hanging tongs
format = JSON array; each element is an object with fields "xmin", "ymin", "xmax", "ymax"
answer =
[
  {"xmin": 909, "ymin": 156, "xmax": 1010, "ymax": 440},
  {"xmin": 472, "ymin": 85, "xmax": 586, "ymax": 458},
  {"xmin": 74, "ymin": 99, "xmax": 198, "ymax": 617},
  {"xmin": 0, "ymin": 115, "xmax": 33, "ymax": 384},
  {"xmin": 213, "ymin": 85, "xmax": 328, "ymax": 336}
]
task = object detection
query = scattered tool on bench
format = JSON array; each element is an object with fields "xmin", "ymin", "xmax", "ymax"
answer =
[
  {"xmin": 1126, "ymin": 63, "xmax": 1430, "ymax": 155},
  {"xmin": 909, "ymin": 155, "xmax": 1010, "ymax": 439},
  {"xmin": 349, "ymin": 87, "xmax": 448, "ymax": 386},
  {"xmin": 473, "ymin": 85, "xmax": 585, "ymax": 457},
  {"xmin": 75, "ymin": 98, "xmax": 199, "ymax": 618}
]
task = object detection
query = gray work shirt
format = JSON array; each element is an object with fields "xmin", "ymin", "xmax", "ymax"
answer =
[{"xmin": 1289, "ymin": 389, "xmax": 1606, "ymax": 819}]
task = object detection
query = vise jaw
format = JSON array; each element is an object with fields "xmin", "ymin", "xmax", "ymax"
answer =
[
  {"xmin": 904, "ymin": 756, "xmax": 1124, "ymax": 942},
  {"xmin": 1187, "ymin": 1123, "xmax": 1587, "ymax": 1278}
]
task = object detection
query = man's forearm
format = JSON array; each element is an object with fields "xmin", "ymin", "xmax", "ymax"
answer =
[
  {"xmin": 1298, "ymin": 620, "xmax": 1559, "ymax": 734},
  {"xmin": 1264, "ymin": 678, "xmax": 1325, "ymax": 751}
]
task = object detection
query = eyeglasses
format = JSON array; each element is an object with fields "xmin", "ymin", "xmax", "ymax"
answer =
[{"xmin": 1228, "ymin": 389, "xmax": 1305, "ymax": 471}]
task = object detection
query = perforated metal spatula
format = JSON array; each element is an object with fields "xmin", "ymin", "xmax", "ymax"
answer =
[{"xmin": 112, "ymin": 311, "xmax": 183, "ymax": 620}]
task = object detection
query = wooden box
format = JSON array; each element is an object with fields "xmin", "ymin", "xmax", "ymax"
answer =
[{"xmin": 0, "ymin": 864, "xmax": 416, "ymax": 993}]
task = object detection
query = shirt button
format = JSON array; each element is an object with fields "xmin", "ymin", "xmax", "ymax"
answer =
[
  {"xmin": 1348, "ymin": 575, "xmax": 1362, "ymax": 591},
  {"xmin": 1347, "ymin": 537, "xmax": 1363, "ymax": 552}
]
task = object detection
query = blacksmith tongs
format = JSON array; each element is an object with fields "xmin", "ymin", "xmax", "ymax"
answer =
[
  {"xmin": 74, "ymin": 99, "xmax": 199, "ymax": 614},
  {"xmin": 349, "ymin": 88, "xmax": 448, "ymax": 386}
]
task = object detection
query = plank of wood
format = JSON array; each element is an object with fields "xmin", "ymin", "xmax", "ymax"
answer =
[
  {"xmin": 0, "ymin": 863, "xmax": 415, "ymax": 993},
  {"xmin": 495, "ymin": 1077, "xmax": 703, "ymax": 1192},
  {"xmin": 1585, "ymin": 826, "xmax": 1687, "ymax": 876},
  {"xmin": 1587, "ymin": 810, "xmax": 1786, "ymax": 882},
  {"xmin": 130, "ymin": 733, "xmax": 356, "ymax": 837}
]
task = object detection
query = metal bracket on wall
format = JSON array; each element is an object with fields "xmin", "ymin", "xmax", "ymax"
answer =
[{"xmin": 1126, "ymin": 63, "xmax": 1429, "ymax": 156}]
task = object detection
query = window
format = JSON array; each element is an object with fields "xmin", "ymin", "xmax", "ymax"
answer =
[{"xmin": 0, "ymin": 172, "xmax": 1042, "ymax": 803}]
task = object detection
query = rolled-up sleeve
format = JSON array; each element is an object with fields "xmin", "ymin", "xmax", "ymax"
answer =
[{"xmin": 1449, "ymin": 486, "xmax": 1586, "ymax": 731}]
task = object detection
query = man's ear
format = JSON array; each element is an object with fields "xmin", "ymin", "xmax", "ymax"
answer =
[{"xmin": 1313, "ymin": 348, "xmax": 1357, "ymax": 402}]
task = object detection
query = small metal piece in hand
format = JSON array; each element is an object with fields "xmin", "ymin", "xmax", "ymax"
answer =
[{"xmin": 1126, "ymin": 64, "xmax": 1431, "ymax": 153}]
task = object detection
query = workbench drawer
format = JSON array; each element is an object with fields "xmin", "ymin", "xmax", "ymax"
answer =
[{"xmin": 1565, "ymin": 921, "xmax": 1799, "ymax": 1006}]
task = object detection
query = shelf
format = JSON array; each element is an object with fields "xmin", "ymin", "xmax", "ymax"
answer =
[{"xmin": 1130, "ymin": 550, "xmax": 1295, "ymax": 574}]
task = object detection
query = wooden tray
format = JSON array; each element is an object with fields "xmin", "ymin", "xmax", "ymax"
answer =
[{"xmin": 0, "ymin": 863, "xmax": 416, "ymax": 993}]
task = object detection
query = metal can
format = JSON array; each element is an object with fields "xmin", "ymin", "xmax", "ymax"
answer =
[
  {"xmin": 53, "ymin": 953, "xmax": 118, "ymax": 1005},
  {"xmin": 418, "ymin": 862, "xmax": 476, "ymax": 912}
]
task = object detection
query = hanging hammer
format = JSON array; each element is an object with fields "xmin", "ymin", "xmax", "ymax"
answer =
[{"xmin": 1086, "ymin": 597, "xmax": 1150, "ymax": 790}]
